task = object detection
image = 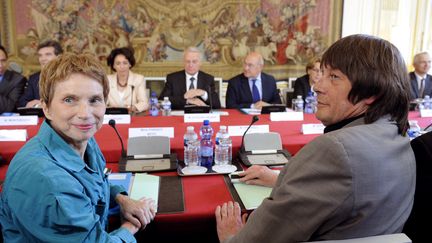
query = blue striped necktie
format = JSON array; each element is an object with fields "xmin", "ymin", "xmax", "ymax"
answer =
[{"xmin": 252, "ymin": 79, "xmax": 260, "ymax": 103}]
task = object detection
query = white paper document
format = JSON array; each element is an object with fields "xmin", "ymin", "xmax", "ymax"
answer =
[
  {"xmin": 129, "ymin": 127, "xmax": 174, "ymax": 138},
  {"xmin": 228, "ymin": 125, "xmax": 270, "ymax": 136},
  {"xmin": 0, "ymin": 129, "xmax": 27, "ymax": 141}
]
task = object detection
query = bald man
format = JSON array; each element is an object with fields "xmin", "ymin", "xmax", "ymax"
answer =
[{"xmin": 226, "ymin": 52, "xmax": 281, "ymax": 109}]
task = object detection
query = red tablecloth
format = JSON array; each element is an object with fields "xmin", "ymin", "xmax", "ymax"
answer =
[{"xmin": 1, "ymin": 110, "xmax": 431, "ymax": 241}]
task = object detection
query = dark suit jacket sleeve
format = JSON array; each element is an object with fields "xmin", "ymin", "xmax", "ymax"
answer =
[
  {"xmin": 263, "ymin": 73, "xmax": 282, "ymax": 105},
  {"xmin": 199, "ymin": 72, "xmax": 221, "ymax": 109},
  {"xmin": 159, "ymin": 72, "xmax": 187, "ymax": 110},
  {"xmin": 293, "ymin": 75, "xmax": 310, "ymax": 101},
  {"xmin": 0, "ymin": 71, "xmax": 27, "ymax": 113},
  {"xmin": 18, "ymin": 72, "xmax": 40, "ymax": 107},
  {"xmin": 225, "ymin": 75, "xmax": 250, "ymax": 109}
]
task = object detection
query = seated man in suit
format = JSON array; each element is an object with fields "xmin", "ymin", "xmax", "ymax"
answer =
[
  {"xmin": 226, "ymin": 52, "xmax": 281, "ymax": 109},
  {"xmin": 409, "ymin": 51, "xmax": 431, "ymax": 99},
  {"xmin": 216, "ymin": 35, "xmax": 415, "ymax": 242},
  {"xmin": 18, "ymin": 40, "xmax": 63, "ymax": 108},
  {"xmin": 159, "ymin": 47, "xmax": 221, "ymax": 110},
  {"xmin": 0, "ymin": 45, "xmax": 27, "ymax": 114}
]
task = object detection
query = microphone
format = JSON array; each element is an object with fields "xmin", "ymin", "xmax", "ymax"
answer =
[
  {"xmin": 207, "ymin": 84, "xmax": 213, "ymax": 113},
  {"xmin": 108, "ymin": 119, "xmax": 127, "ymax": 158},
  {"xmin": 240, "ymin": 115, "xmax": 259, "ymax": 152},
  {"xmin": 130, "ymin": 85, "xmax": 135, "ymax": 114}
]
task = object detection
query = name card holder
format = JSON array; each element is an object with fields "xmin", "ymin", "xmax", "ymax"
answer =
[
  {"xmin": 0, "ymin": 129, "xmax": 27, "ymax": 141},
  {"xmin": 420, "ymin": 109, "xmax": 432, "ymax": 117},
  {"xmin": 0, "ymin": 116, "xmax": 38, "ymax": 126},
  {"xmin": 302, "ymin": 124, "xmax": 325, "ymax": 135},
  {"xmin": 270, "ymin": 111, "xmax": 304, "ymax": 121},
  {"xmin": 103, "ymin": 114, "xmax": 131, "ymax": 124},
  {"xmin": 228, "ymin": 125, "xmax": 270, "ymax": 137},
  {"xmin": 184, "ymin": 113, "xmax": 220, "ymax": 123},
  {"xmin": 129, "ymin": 127, "xmax": 174, "ymax": 138}
]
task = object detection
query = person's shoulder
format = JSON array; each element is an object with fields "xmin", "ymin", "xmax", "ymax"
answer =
[
  {"xmin": 28, "ymin": 72, "xmax": 41, "ymax": 83},
  {"xmin": 198, "ymin": 70, "xmax": 214, "ymax": 79},
  {"xmin": 166, "ymin": 70, "xmax": 184, "ymax": 78},
  {"xmin": 261, "ymin": 72, "xmax": 276, "ymax": 82},
  {"xmin": 228, "ymin": 73, "xmax": 245, "ymax": 82},
  {"xmin": 5, "ymin": 69, "xmax": 26, "ymax": 81}
]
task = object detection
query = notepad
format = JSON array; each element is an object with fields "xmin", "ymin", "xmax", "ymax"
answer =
[
  {"xmin": 232, "ymin": 182, "xmax": 272, "ymax": 209},
  {"xmin": 130, "ymin": 173, "xmax": 160, "ymax": 211},
  {"xmin": 108, "ymin": 173, "xmax": 133, "ymax": 193}
]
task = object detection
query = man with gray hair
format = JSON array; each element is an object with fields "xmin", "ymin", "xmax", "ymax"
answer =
[
  {"xmin": 226, "ymin": 52, "xmax": 281, "ymax": 109},
  {"xmin": 409, "ymin": 51, "xmax": 432, "ymax": 99},
  {"xmin": 159, "ymin": 47, "xmax": 221, "ymax": 109}
]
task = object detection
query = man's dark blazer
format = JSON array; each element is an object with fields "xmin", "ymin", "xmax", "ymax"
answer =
[
  {"xmin": 225, "ymin": 72, "xmax": 281, "ymax": 109},
  {"xmin": 403, "ymin": 131, "xmax": 432, "ymax": 242},
  {"xmin": 293, "ymin": 74, "xmax": 311, "ymax": 102},
  {"xmin": 159, "ymin": 70, "xmax": 221, "ymax": 110},
  {"xmin": 409, "ymin": 72, "xmax": 432, "ymax": 99},
  {"xmin": 0, "ymin": 70, "xmax": 27, "ymax": 113},
  {"xmin": 18, "ymin": 71, "xmax": 40, "ymax": 107}
]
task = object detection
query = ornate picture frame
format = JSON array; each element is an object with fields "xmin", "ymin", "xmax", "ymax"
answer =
[{"xmin": 0, "ymin": 0, "xmax": 343, "ymax": 80}]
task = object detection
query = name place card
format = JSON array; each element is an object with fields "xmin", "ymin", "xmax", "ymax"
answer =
[
  {"xmin": 228, "ymin": 125, "xmax": 270, "ymax": 137},
  {"xmin": 302, "ymin": 124, "xmax": 325, "ymax": 135},
  {"xmin": 103, "ymin": 114, "xmax": 131, "ymax": 124},
  {"xmin": 270, "ymin": 111, "xmax": 304, "ymax": 121},
  {"xmin": 420, "ymin": 109, "xmax": 432, "ymax": 117},
  {"xmin": 0, "ymin": 129, "xmax": 27, "ymax": 141},
  {"xmin": 0, "ymin": 116, "xmax": 38, "ymax": 126},
  {"xmin": 184, "ymin": 113, "xmax": 220, "ymax": 123},
  {"xmin": 129, "ymin": 127, "xmax": 174, "ymax": 138}
]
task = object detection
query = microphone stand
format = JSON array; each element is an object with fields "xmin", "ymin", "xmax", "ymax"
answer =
[
  {"xmin": 108, "ymin": 119, "xmax": 127, "ymax": 158},
  {"xmin": 240, "ymin": 115, "xmax": 259, "ymax": 152},
  {"xmin": 130, "ymin": 85, "xmax": 135, "ymax": 115}
]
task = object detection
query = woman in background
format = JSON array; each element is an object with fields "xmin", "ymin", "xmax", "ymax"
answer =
[
  {"xmin": 293, "ymin": 57, "xmax": 322, "ymax": 101},
  {"xmin": 106, "ymin": 47, "xmax": 149, "ymax": 113}
]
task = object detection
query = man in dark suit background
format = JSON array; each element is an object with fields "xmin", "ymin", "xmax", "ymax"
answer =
[
  {"xmin": 225, "ymin": 52, "xmax": 281, "ymax": 109},
  {"xmin": 159, "ymin": 47, "xmax": 221, "ymax": 110},
  {"xmin": 18, "ymin": 40, "xmax": 63, "ymax": 108},
  {"xmin": 409, "ymin": 51, "xmax": 431, "ymax": 99},
  {"xmin": 0, "ymin": 45, "xmax": 26, "ymax": 114}
]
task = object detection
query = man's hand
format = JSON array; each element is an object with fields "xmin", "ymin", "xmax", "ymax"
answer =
[
  {"xmin": 25, "ymin": 99, "xmax": 41, "ymax": 108},
  {"xmin": 116, "ymin": 194, "xmax": 156, "ymax": 229},
  {"xmin": 186, "ymin": 97, "xmax": 207, "ymax": 106},
  {"xmin": 184, "ymin": 88, "xmax": 206, "ymax": 99},
  {"xmin": 253, "ymin": 101, "xmax": 270, "ymax": 109},
  {"xmin": 215, "ymin": 201, "xmax": 248, "ymax": 242},
  {"xmin": 238, "ymin": 165, "xmax": 278, "ymax": 187}
]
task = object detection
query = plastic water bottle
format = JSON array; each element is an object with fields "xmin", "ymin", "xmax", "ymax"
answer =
[
  {"xmin": 200, "ymin": 120, "xmax": 214, "ymax": 169},
  {"xmin": 149, "ymin": 91, "xmax": 159, "ymax": 116},
  {"xmin": 423, "ymin": 95, "xmax": 431, "ymax": 110},
  {"xmin": 161, "ymin": 97, "xmax": 171, "ymax": 116},
  {"xmin": 304, "ymin": 92, "xmax": 315, "ymax": 114},
  {"xmin": 214, "ymin": 126, "xmax": 232, "ymax": 166},
  {"xmin": 183, "ymin": 126, "xmax": 199, "ymax": 166},
  {"xmin": 294, "ymin": 95, "xmax": 304, "ymax": 112},
  {"xmin": 408, "ymin": 120, "xmax": 421, "ymax": 139}
]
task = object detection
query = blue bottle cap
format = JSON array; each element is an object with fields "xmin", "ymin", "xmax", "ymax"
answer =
[{"xmin": 203, "ymin": 119, "xmax": 210, "ymax": 125}]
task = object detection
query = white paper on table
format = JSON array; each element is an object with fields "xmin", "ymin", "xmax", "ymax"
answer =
[
  {"xmin": 0, "ymin": 116, "xmax": 38, "ymax": 126},
  {"xmin": 184, "ymin": 113, "xmax": 220, "ymax": 123}
]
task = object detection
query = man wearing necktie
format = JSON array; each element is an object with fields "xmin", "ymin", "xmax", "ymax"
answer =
[
  {"xmin": 226, "ymin": 52, "xmax": 281, "ymax": 109},
  {"xmin": 0, "ymin": 45, "xmax": 27, "ymax": 114},
  {"xmin": 159, "ymin": 47, "xmax": 221, "ymax": 110},
  {"xmin": 409, "ymin": 51, "xmax": 432, "ymax": 100}
]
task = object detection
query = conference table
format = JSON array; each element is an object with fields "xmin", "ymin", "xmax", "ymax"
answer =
[{"xmin": 0, "ymin": 110, "xmax": 431, "ymax": 242}]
